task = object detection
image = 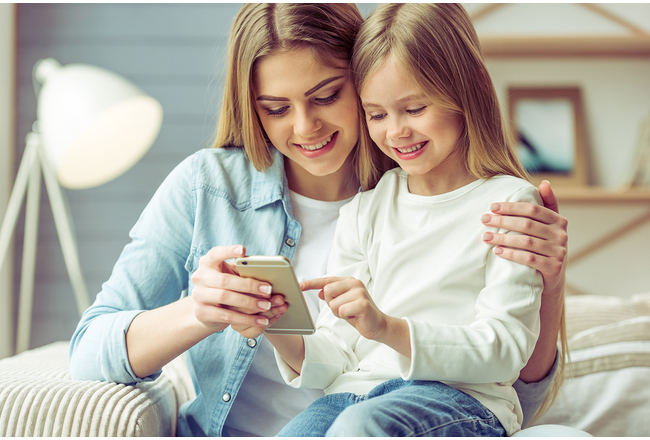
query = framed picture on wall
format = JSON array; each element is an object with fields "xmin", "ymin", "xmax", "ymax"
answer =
[{"xmin": 507, "ymin": 86, "xmax": 589, "ymax": 186}]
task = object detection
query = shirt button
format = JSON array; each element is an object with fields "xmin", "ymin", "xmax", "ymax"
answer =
[
  {"xmin": 222, "ymin": 393, "xmax": 231, "ymax": 402},
  {"xmin": 247, "ymin": 338, "xmax": 257, "ymax": 348},
  {"xmin": 285, "ymin": 238, "xmax": 295, "ymax": 247}
]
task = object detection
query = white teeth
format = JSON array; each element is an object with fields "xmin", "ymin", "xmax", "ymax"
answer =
[
  {"xmin": 397, "ymin": 142, "xmax": 424, "ymax": 154},
  {"xmin": 300, "ymin": 134, "xmax": 333, "ymax": 151}
]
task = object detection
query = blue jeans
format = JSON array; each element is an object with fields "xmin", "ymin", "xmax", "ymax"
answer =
[{"xmin": 276, "ymin": 379, "xmax": 505, "ymax": 437}]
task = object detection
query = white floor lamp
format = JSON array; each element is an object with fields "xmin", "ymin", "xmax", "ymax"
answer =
[{"xmin": 0, "ymin": 58, "xmax": 163, "ymax": 353}]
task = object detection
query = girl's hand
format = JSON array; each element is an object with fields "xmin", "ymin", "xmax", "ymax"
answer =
[
  {"xmin": 301, "ymin": 277, "xmax": 388, "ymax": 341},
  {"xmin": 481, "ymin": 180, "xmax": 567, "ymax": 293},
  {"xmin": 190, "ymin": 245, "xmax": 288, "ymax": 334}
]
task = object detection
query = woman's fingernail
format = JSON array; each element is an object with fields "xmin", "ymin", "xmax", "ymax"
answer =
[
  {"xmin": 490, "ymin": 203, "xmax": 501, "ymax": 213},
  {"xmin": 481, "ymin": 214, "xmax": 491, "ymax": 224},
  {"xmin": 234, "ymin": 246, "xmax": 244, "ymax": 255},
  {"xmin": 258, "ymin": 300, "xmax": 271, "ymax": 311},
  {"xmin": 542, "ymin": 180, "xmax": 551, "ymax": 188},
  {"xmin": 483, "ymin": 232, "xmax": 493, "ymax": 241},
  {"xmin": 493, "ymin": 246, "xmax": 503, "ymax": 255},
  {"xmin": 257, "ymin": 317, "xmax": 269, "ymax": 326},
  {"xmin": 273, "ymin": 296, "xmax": 285, "ymax": 306},
  {"xmin": 259, "ymin": 285, "xmax": 272, "ymax": 295}
]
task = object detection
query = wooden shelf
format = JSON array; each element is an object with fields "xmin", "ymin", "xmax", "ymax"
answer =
[
  {"xmin": 480, "ymin": 36, "xmax": 650, "ymax": 59},
  {"xmin": 554, "ymin": 186, "xmax": 650, "ymax": 203}
]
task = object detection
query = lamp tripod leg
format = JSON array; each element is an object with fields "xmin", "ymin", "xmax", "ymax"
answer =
[
  {"xmin": 0, "ymin": 141, "xmax": 38, "ymax": 274},
  {"xmin": 16, "ymin": 153, "xmax": 41, "ymax": 353},
  {"xmin": 0, "ymin": 140, "xmax": 38, "ymax": 354},
  {"xmin": 37, "ymin": 142, "xmax": 91, "ymax": 317}
]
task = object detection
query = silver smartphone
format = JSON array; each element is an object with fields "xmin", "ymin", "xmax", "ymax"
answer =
[{"xmin": 234, "ymin": 255, "xmax": 315, "ymax": 335}]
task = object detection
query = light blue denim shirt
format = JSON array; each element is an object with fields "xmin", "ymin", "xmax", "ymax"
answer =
[
  {"xmin": 68, "ymin": 146, "xmax": 301, "ymax": 436},
  {"xmin": 68, "ymin": 146, "xmax": 556, "ymax": 436}
]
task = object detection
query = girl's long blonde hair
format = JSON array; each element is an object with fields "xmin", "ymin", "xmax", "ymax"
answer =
[
  {"xmin": 213, "ymin": 3, "xmax": 390, "ymax": 191},
  {"xmin": 352, "ymin": 3, "xmax": 566, "ymax": 424}
]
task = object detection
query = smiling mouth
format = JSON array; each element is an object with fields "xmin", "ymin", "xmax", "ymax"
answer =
[
  {"xmin": 299, "ymin": 133, "xmax": 334, "ymax": 151},
  {"xmin": 395, "ymin": 141, "xmax": 426, "ymax": 154}
]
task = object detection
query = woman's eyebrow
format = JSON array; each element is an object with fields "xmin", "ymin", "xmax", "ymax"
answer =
[
  {"xmin": 257, "ymin": 76, "xmax": 344, "ymax": 102},
  {"xmin": 256, "ymin": 95, "xmax": 289, "ymax": 102},
  {"xmin": 304, "ymin": 76, "xmax": 343, "ymax": 96}
]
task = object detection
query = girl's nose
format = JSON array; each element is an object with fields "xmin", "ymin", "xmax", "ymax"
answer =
[
  {"xmin": 294, "ymin": 108, "xmax": 322, "ymax": 137},
  {"xmin": 386, "ymin": 117, "xmax": 410, "ymax": 141}
]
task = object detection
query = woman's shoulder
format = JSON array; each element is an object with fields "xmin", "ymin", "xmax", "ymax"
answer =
[
  {"xmin": 156, "ymin": 146, "xmax": 284, "ymax": 209},
  {"xmin": 189, "ymin": 146, "xmax": 255, "ymax": 177},
  {"xmin": 181, "ymin": 146, "xmax": 282, "ymax": 188}
]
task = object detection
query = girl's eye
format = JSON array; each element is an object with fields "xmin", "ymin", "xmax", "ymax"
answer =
[
  {"xmin": 315, "ymin": 90, "xmax": 341, "ymax": 105},
  {"xmin": 368, "ymin": 113, "xmax": 386, "ymax": 121},
  {"xmin": 406, "ymin": 106, "xmax": 426, "ymax": 115},
  {"xmin": 265, "ymin": 106, "xmax": 289, "ymax": 117}
]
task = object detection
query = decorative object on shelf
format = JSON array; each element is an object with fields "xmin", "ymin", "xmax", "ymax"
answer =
[
  {"xmin": 508, "ymin": 86, "xmax": 589, "ymax": 187},
  {"xmin": 0, "ymin": 58, "xmax": 163, "ymax": 353},
  {"xmin": 622, "ymin": 111, "xmax": 650, "ymax": 189}
]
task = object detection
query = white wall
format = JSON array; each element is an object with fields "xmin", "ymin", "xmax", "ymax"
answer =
[
  {"xmin": 0, "ymin": 3, "xmax": 15, "ymax": 359},
  {"xmin": 473, "ymin": 3, "xmax": 650, "ymax": 298}
]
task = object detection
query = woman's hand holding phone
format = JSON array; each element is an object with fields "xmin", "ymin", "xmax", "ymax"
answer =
[{"xmin": 190, "ymin": 245, "xmax": 288, "ymax": 336}]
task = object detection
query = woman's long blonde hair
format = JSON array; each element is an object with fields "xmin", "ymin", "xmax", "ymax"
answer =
[
  {"xmin": 353, "ymin": 3, "xmax": 566, "ymax": 423},
  {"xmin": 213, "ymin": 3, "xmax": 389, "ymax": 191}
]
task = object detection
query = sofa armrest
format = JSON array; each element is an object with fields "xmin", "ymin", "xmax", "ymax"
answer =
[{"xmin": 0, "ymin": 341, "xmax": 195, "ymax": 436}]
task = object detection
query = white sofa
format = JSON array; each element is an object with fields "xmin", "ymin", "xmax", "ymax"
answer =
[
  {"xmin": 1, "ymin": 293, "xmax": 649, "ymax": 437},
  {"xmin": 0, "ymin": 343, "xmax": 195, "ymax": 436}
]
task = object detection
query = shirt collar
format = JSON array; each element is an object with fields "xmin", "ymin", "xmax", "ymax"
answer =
[{"xmin": 250, "ymin": 147, "xmax": 289, "ymax": 210}]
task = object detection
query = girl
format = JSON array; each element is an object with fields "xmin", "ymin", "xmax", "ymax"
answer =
[
  {"xmin": 266, "ymin": 3, "xmax": 566, "ymax": 437},
  {"xmin": 69, "ymin": 4, "xmax": 567, "ymax": 437}
]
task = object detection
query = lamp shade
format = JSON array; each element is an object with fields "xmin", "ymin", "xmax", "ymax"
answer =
[{"xmin": 34, "ymin": 58, "xmax": 163, "ymax": 189}]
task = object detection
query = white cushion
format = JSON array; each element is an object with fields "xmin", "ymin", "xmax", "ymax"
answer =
[
  {"xmin": 513, "ymin": 424, "xmax": 592, "ymax": 437},
  {"xmin": 534, "ymin": 293, "xmax": 650, "ymax": 437}
]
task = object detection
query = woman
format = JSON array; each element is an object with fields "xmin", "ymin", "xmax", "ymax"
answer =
[{"xmin": 69, "ymin": 4, "xmax": 567, "ymax": 436}]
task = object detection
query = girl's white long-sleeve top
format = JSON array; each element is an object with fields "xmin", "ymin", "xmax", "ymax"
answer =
[{"xmin": 274, "ymin": 169, "xmax": 544, "ymax": 435}]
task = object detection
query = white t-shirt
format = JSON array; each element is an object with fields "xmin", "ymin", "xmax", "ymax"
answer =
[
  {"xmin": 221, "ymin": 190, "xmax": 352, "ymax": 437},
  {"xmin": 275, "ymin": 170, "xmax": 544, "ymax": 436}
]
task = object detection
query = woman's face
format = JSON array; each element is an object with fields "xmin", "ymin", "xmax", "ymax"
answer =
[{"xmin": 253, "ymin": 49, "xmax": 359, "ymax": 193}]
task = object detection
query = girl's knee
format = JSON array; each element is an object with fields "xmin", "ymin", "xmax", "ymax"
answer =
[
  {"xmin": 326, "ymin": 407, "xmax": 373, "ymax": 437},
  {"xmin": 325, "ymin": 403, "xmax": 404, "ymax": 437}
]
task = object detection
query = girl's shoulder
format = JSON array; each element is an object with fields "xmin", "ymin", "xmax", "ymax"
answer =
[
  {"xmin": 485, "ymin": 175, "xmax": 541, "ymax": 204},
  {"xmin": 342, "ymin": 167, "xmax": 402, "ymax": 217},
  {"xmin": 365, "ymin": 167, "xmax": 403, "ymax": 194}
]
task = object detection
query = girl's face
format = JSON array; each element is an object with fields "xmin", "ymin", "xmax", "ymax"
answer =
[
  {"xmin": 360, "ymin": 57, "xmax": 471, "ymax": 196},
  {"xmin": 254, "ymin": 49, "xmax": 360, "ymax": 199}
]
